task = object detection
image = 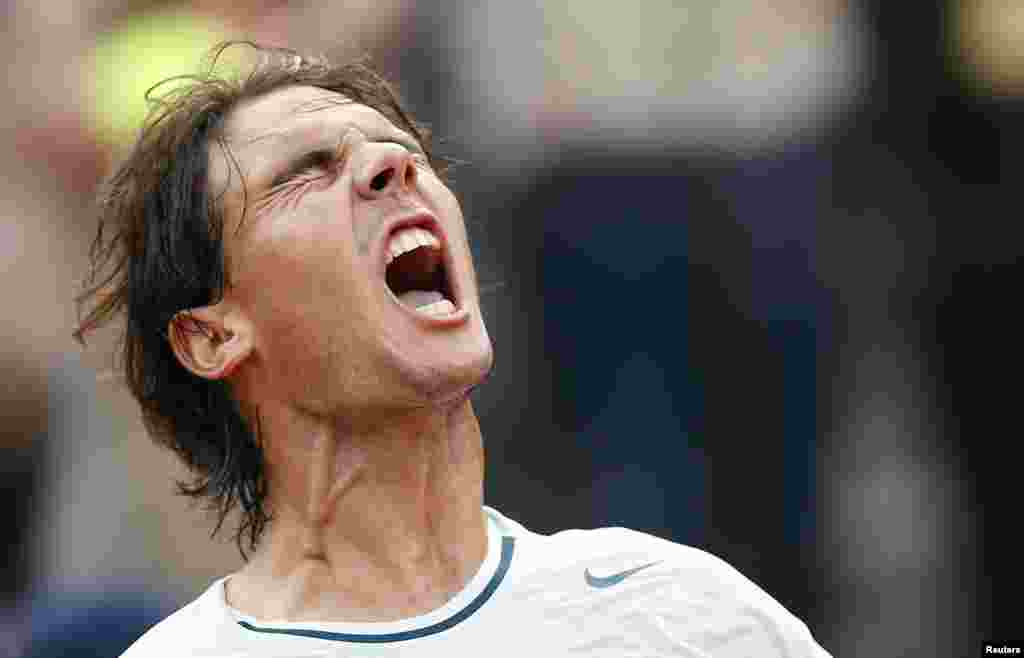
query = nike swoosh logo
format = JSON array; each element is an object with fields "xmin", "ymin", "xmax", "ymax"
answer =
[{"xmin": 584, "ymin": 561, "xmax": 662, "ymax": 588}]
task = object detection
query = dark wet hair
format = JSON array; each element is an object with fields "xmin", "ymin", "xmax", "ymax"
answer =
[{"xmin": 74, "ymin": 41, "xmax": 444, "ymax": 557}]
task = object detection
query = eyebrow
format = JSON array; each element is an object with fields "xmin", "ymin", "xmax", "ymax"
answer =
[
  {"xmin": 266, "ymin": 133, "xmax": 424, "ymax": 187},
  {"xmin": 237, "ymin": 112, "xmax": 423, "ymax": 183}
]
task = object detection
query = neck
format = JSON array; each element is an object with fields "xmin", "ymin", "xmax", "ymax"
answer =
[{"xmin": 227, "ymin": 397, "xmax": 488, "ymax": 623}]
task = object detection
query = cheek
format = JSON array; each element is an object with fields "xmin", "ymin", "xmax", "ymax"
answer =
[
  {"xmin": 232, "ymin": 218, "xmax": 372, "ymax": 349},
  {"xmin": 236, "ymin": 203, "xmax": 363, "ymax": 298},
  {"xmin": 423, "ymin": 179, "xmax": 469, "ymax": 245},
  {"xmin": 434, "ymin": 187, "xmax": 477, "ymax": 275}
]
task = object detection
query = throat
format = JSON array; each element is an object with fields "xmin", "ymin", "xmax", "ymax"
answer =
[{"xmin": 234, "ymin": 400, "xmax": 487, "ymax": 622}]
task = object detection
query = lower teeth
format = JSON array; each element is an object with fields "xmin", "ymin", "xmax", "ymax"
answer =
[{"xmin": 417, "ymin": 299, "xmax": 456, "ymax": 316}]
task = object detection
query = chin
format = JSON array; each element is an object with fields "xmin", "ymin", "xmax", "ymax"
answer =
[{"xmin": 408, "ymin": 330, "xmax": 494, "ymax": 407}]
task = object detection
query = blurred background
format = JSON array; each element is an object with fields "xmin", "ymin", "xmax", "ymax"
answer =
[{"xmin": 1, "ymin": 0, "xmax": 1020, "ymax": 656}]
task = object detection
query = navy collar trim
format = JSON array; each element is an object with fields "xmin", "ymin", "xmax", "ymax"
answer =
[{"xmin": 237, "ymin": 536, "xmax": 515, "ymax": 644}]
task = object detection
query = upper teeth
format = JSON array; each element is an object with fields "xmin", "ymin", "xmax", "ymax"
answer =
[{"xmin": 386, "ymin": 227, "xmax": 440, "ymax": 265}]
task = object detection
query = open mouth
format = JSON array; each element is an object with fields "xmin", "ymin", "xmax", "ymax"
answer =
[{"xmin": 384, "ymin": 226, "xmax": 458, "ymax": 317}]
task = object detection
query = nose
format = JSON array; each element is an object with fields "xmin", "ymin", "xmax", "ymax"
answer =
[{"xmin": 354, "ymin": 142, "xmax": 418, "ymax": 200}]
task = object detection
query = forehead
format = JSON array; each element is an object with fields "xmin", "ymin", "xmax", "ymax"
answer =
[{"xmin": 222, "ymin": 84, "xmax": 399, "ymax": 142}]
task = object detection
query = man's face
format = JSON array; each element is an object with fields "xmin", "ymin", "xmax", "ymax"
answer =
[{"xmin": 211, "ymin": 85, "xmax": 493, "ymax": 419}]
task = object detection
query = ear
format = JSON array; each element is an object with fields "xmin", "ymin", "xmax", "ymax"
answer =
[{"xmin": 167, "ymin": 305, "xmax": 253, "ymax": 381}]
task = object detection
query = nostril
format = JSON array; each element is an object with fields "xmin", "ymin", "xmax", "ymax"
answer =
[{"xmin": 370, "ymin": 168, "xmax": 393, "ymax": 192}]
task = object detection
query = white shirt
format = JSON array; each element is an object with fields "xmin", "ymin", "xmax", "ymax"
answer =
[{"xmin": 122, "ymin": 506, "xmax": 832, "ymax": 657}]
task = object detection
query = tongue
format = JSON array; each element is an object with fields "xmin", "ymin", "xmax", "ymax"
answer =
[{"xmin": 397, "ymin": 289, "xmax": 445, "ymax": 308}]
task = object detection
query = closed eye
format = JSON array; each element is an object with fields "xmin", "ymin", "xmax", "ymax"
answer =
[
  {"xmin": 272, "ymin": 149, "xmax": 338, "ymax": 187},
  {"xmin": 272, "ymin": 138, "xmax": 425, "ymax": 189}
]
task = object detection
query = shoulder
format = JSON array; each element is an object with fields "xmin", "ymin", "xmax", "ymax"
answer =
[
  {"xmin": 119, "ymin": 579, "xmax": 235, "ymax": 658},
  {"xmin": 587, "ymin": 528, "xmax": 833, "ymax": 658},
  {"xmin": 499, "ymin": 512, "xmax": 728, "ymax": 578},
  {"xmin": 491, "ymin": 511, "xmax": 831, "ymax": 658}
]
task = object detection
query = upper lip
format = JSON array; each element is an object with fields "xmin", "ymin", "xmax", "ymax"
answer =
[{"xmin": 376, "ymin": 208, "xmax": 459, "ymax": 305}]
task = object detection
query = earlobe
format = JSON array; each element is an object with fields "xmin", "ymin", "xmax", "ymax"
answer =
[{"xmin": 168, "ymin": 309, "xmax": 252, "ymax": 381}]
